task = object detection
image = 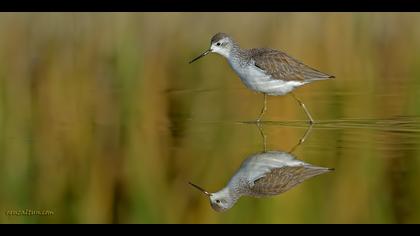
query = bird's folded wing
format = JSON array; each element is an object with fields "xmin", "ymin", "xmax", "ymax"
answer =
[
  {"xmin": 242, "ymin": 151, "xmax": 301, "ymax": 188},
  {"xmin": 250, "ymin": 165, "xmax": 332, "ymax": 196},
  {"xmin": 252, "ymin": 48, "xmax": 333, "ymax": 82}
]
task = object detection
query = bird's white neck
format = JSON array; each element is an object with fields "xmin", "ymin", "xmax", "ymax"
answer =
[{"xmin": 214, "ymin": 186, "xmax": 241, "ymax": 207}]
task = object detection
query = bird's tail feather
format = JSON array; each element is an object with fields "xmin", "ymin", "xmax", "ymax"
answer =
[{"xmin": 303, "ymin": 66, "xmax": 335, "ymax": 81}]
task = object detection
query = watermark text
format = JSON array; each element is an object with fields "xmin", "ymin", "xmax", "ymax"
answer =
[{"xmin": 5, "ymin": 209, "xmax": 54, "ymax": 216}]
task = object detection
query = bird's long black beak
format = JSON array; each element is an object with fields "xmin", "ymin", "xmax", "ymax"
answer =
[
  {"xmin": 189, "ymin": 49, "xmax": 211, "ymax": 64},
  {"xmin": 189, "ymin": 182, "xmax": 212, "ymax": 197}
]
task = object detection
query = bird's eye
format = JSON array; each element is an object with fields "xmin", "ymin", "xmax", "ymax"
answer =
[
  {"xmin": 216, "ymin": 200, "xmax": 221, "ymax": 204},
  {"xmin": 216, "ymin": 42, "xmax": 221, "ymax": 46}
]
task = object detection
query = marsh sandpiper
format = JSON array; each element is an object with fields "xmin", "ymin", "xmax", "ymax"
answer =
[{"xmin": 189, "ymin": 32, "xmax": 334, "ymax": 124}]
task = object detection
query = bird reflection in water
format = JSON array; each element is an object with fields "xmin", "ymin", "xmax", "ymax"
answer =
[{"xmin": 189, "ymin": 124, "xmax": 334, "ymax": 212}]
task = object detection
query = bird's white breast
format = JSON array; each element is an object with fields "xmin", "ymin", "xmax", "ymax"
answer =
[{"xmin": 228, "ymin": 59, "xmax": 306, "ymax": 96}]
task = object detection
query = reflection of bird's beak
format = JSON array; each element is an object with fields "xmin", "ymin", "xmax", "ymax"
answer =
[
  {"xmin": 189, "ymin": 182, "xmax": 212, "ymax": 197},
  {"xmin": 189, "ymin": 49, "xmax": 211, "ymax": 64}
]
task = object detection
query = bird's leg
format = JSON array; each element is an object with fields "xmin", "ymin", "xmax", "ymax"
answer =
[
  {"xmin": 291, "ymin": 93, "xmax": 314, "ymax": 124},
  {"xmin": 289, "ymin": 123, "xmax": 313, "ymax": 153},
  {"xmin": 256, "ymin": 93, "xmax": 267, "ymax": 123},
  {"xmin": 256, "ymin": 122, "xmax": 267, "ymax": 152}
]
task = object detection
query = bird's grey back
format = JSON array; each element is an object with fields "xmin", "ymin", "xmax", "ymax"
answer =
[
  {"xmin": 237, "ymin": 151, "xmax": 301, "ymax": 182},
  {"xmin": 245, "ymin": 48, "xmax": 334, "ymax": 82},
  {"xmin": 227, "ymin": 151, "xmax": 332, "ymax": 197}
]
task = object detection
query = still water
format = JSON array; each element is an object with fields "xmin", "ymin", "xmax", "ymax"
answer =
[
  {"xmin": 169, "ymin": 90, "xmax": 420, "ymax": 223},
  {"xmin": 1, "ymin": 13, "xmax": 420, "ymax": 223}
]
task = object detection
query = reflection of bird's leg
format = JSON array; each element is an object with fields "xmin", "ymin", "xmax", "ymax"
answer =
[
  {"xmin": 291, "ymin": 93, "xmax": 314, "ymax": 124},
  {"xmin": 256, "ymin": 122, "xmax": 267, "ymax": 152},
  {"xmin": 256, "ymin": 93, "xmax": 267, "ymax": 123},
  {"xmin": 289, "ymin": 124, "xmax": 313, "ymax": 153}
]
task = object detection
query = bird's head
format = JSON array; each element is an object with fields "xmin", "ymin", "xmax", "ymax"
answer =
[
  {"xmin": 189, "ymin": 182, "xmax": 235, "ymax": 212},
  {"xmin": 189, "ymin": 32, "xmax": 236, "ymax": 63}
]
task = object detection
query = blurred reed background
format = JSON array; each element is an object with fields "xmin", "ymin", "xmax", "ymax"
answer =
[{"xmin": 1, "ymin": 13, "xmax": 420, "ymax": 223}]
